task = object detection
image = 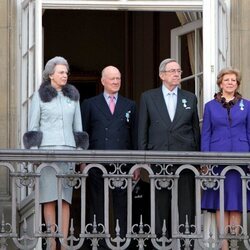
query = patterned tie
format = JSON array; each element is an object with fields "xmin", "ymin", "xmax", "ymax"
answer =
[
  {"xmin": 109, "ymin": 95, "xmax": 115, "ymax": 114},
  {"xmin": 167, "ymin": 92, "xmax": 175, "ymax": 121}
]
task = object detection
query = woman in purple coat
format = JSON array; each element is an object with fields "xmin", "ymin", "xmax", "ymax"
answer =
[{"xmin": 201, "ymin": 67, "xmax": 250, "ymax": 250}]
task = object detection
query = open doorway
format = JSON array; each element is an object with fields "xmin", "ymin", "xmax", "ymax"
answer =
[{"xmin": 42, "ymin": 9, "xmax": 195, "ymax": 241}]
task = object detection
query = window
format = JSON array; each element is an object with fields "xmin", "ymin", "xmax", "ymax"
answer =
[{"xmin": 171, "ymin": 18, "xmax": 203, "ymax": 118}]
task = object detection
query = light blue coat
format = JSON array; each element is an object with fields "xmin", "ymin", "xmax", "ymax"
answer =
[{"xmin": 29, "ymin": 90, "xmax": 82, "ymax": 148}]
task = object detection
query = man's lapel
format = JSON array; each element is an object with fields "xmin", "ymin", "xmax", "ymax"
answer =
[
  {"xmin": 173, "ymin": 88, "xmax": 185, "ymax": 123},
  {"xmin": 113, "ymin": 95, "xmax": 129, "ymax": 118},
  {"xmin": 95, "ymin": 94, "xmax": 113, "ymax": 117},
  {"xmin": 154, "ymin": 87, "xmax": 172, "ymax": 125}
]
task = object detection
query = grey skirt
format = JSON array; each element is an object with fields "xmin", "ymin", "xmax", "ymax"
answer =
[{"xmin": 39, "ymin": 146, "xmax": 75, "ymax": 204}]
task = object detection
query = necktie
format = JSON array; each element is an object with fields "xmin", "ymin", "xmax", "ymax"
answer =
[
  {"xmin": 167, "ymin": 92, "xmax": 175, "ymax": 121},
  {"xmin": 109, "ymin": 95, "xmax": 115, "ymax": 114}
]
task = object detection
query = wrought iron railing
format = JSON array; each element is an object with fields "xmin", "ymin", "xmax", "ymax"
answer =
[{"xmin": 0, "ymin": 149, "xmax": 250, "ymax": 250}]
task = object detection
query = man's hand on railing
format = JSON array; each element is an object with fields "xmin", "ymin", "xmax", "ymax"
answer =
[
  {"xmin": 200, "ymin": 165, "xmax": 209, "ymax": 174},
  {"xmin": 79, "ymin": 163, "xmax": 87, "ymax": 172},
  {"xmin": 133, "ymin": 168, "xmax": 141, "ymax": 181}
]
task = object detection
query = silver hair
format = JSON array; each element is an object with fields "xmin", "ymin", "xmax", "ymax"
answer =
[
  {"xmin": 159, "ymin": 58, "xmax": 177, "ymax": 74},
  {"xmin": 42, "ymin": 56, "xmax": 69, "ymax": 81}
]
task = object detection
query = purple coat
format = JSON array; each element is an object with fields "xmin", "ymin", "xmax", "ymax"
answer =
[
  {"xmin": 201, "ymin": 97, "xmax": 250, "ymax": 211},
  {"xmin": 201, "ymin": 98, "xmax": 250, "ymax": 152}
]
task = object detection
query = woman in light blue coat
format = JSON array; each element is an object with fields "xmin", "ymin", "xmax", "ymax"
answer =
[{"xmin": 23, "ymin": 56, "xmax": 89, "ymax": 250}]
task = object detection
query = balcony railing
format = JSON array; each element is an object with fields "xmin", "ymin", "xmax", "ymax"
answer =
[{"xmin": 0, "ymin": 149, "xmax": 250, "ymax": 250}]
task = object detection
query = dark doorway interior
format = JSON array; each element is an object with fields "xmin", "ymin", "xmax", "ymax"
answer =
[
  {"xmin": 42, "ymin": 9, "xmax": 193, "ymax": 104},
  {"xmin": 42, "ymin": 9, "xmax": 192, "ymax": 244}
]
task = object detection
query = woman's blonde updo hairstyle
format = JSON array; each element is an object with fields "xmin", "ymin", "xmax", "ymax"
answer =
[{"xmin": 216, "ymin": 67, "xmax": 241, "ymax": 91}]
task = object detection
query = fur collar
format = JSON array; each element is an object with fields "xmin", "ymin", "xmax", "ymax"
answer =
[
  {"xmin": 38, "ymin": 81, "xmax": 80, "ymax": 102},
  {"xmin": 214, "ymin": 92, "xmax": 242, "ymax": 108}
]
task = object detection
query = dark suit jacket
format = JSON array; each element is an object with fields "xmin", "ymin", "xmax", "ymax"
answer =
[
  {"xmin": 138, "ymin": 86, "xmax": 200, "ymax": 151},
  {"xmin": 81, "ymin": 93, "xmax": 137, "ymax": 150}
]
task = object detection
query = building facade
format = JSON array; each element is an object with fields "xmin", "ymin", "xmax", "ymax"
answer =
[{"xmin": 0, "ymin": 0, "xmax": 250, "ymax": 248}]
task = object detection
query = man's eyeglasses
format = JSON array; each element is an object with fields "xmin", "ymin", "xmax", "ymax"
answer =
[{"xmin": 163, "ymin": 69, "xmax": 183, "ymax": 74}]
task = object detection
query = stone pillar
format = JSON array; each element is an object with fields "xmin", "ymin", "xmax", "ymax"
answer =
[
  {"xmin": 0, "ymin": 0, "xmax": 10, "ymax": 148},
  {"xmin": 0, "ymin": 1, "xmax": 19, "ymax": 249}
]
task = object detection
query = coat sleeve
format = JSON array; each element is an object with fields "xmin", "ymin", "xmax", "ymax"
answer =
[
  {"xmin": 28, "ymin": 91, "xmax": 41, "ymax": 131},
  {"xmin": 192, "ymin": 95, "xmax": 201, "ymax": 151},
  {"xmin": 246, "ymin": 100, "xmax": 250, "ymax": 151},
  {"xmin": 138, "ymin": 93, "xmax": 149, "ymax": 150},
  {"xmin": 201, "ymin": 103, "xmax": 211, "ymax": 152},
  {"xmin": 81, "ymin": 99, "xmax": 91, "ymax": 133},
  {"xmin": 129, "ymin": 101, "xmax": 138, "ymax": 150},
  {"xmin": 73, "ymin": 100, "xmax": 83, "ymax": 132},
  {"xmin": 73, "ymin": 100, "xmax": 89, "ymax": 149}
]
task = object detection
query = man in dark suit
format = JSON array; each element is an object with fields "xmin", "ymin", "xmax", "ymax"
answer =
[
  {"xmin": 81, "ymin": 66, "xmax": 140, "ymax": 249},
  {"xmin": 138, "ymin": 58, "xmax": 200, "ymax": 248}
]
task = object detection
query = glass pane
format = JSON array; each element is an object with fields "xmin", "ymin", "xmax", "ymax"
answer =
[
  {"xmin": 21, "ymin": 8, "xmax": 28, "ymax": 55},
  {"xmin": 181, "ymin": 77, "xmax": 195, "ymax": 93},
  {"xmin": 21, "ymin": 55, "xmax": 28, "ymax": 103},
  {"xmin": 29, "ymin": 1, "xmax": 35, "ymax": 47},
  {"xmin": 180, "ymin": 33, "xmax": 193, "ymax": 79},
  {"xmin": 28, "ymin": 49, "xmax": 35, "ymax": 97}
]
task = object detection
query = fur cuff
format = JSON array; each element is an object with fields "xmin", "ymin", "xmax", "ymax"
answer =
[
  {"xmin": 74, "ymin": 131, "xmax": 89, "ymax": 149},
  {"xmin": 23, "ymin": 131, "xmax": 43, "ymax": 149}
]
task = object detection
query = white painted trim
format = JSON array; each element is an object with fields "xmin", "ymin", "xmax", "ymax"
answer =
[
  {"xmin": 42, "ymin": 0, "xmax": 202, "ymax": 11},
  {"xmin": 35, "ymin": 0, "xmax": 43, "ymax": 90},
  {"xmin": 171, "ymin": 19, "xmax": 202, "ymax": 61},
  {"xmin": 203, "ymin": 0, "xmax": 217, "ymax": 105},
  {"xmin": 21, "ymin": 0, "xmax": 31, "ymax": 8},
  {"xmin": 224, "ymin": 0, "xmax": 231, "ymax": 66},
  {"xmin": 171, "ymin": 18, "xmax": 202, "ymax": 35},
  {"xmin": 203, "ymin": 0, "xmax": 229, "ymax": 104},
  {"xmin": 16, "ymin": 0, "xmax": 22, "ymax": 148}
]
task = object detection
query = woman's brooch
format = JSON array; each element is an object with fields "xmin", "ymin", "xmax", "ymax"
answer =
[{"xmin": 239, "ymin": 99, "xmax": 244, "ymax": 111}]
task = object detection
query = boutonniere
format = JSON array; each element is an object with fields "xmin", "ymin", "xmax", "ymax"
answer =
[
  {"xmin": 182, "ymin": 99, "xmax": 187, "ymax": 107},
  {"xmin": 182, "ymin": 99, "xmax": 191, "ymax": 109},
  {"xmin": 125, "ymin": 111, "xmax": 131, "ymax": 122},
  {"xmin": 239, "ymin": 99, "xmax": 244, "ymax": 111}
]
